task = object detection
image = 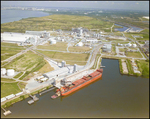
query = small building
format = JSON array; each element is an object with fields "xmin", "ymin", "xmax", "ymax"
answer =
[
  {"xmin": 76, "ymin": 42, "xmax": 83, "ymax": 47},
  {"xmin": 1, "ymin": 68, "xmax": 6, "ymax": 75},
  {"xmin": 50, "ymin": 40, "xmax": 56, "ymax": 44},
  {"xmin": 126, "ymin": 43, "xmax": 132, "ymax": 47},
  {"xmin": 7, "ymin": 69, "xmax": 15, "ymax": 76},
  {"xmin": 102, "ymin": 44, "xmax": 112, "ymax": 52},
  {"xmin": 132, "ymin": 44, "xmax": 137, "ymax": 47}
]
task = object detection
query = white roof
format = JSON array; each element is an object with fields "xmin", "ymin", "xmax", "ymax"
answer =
[
  {"xmin": 41, "ymin": 77, "xmax": 48, "ymax": 81},
  {"xmin": 37, "ymin": 76, "xmax": 44, "ymax": 79},
  {"xmin": 6, "ymin": 94, "xmax": 15, "ymax": 99},
  {"xmin": 1, "ymin": 32, "xmax": 36, "ymax": 42},
  {"xmin": 1, "ymin": 97, "xmax": 7, "ymax": 102},
  {"xmin": 43, "ymin": 67, "xmax": 69, "ymax": 78},
  {"xmin": 15, "ymin": 92, "xmax": 23, "ymax": 96}
]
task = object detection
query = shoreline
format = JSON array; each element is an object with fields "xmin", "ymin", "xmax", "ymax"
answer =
[
  {"xmin": 1, "ymin": 9, "xmax": 50, "ymax": 24},
  {"xmin": 1, "ymin": 85, "xmax": 53, "ymax": 109},
  {"xmin": 1, "ymin": 56, "xmax": 148, "ymax": 109}
]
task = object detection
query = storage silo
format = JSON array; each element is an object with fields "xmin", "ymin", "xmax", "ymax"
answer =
[
  {"xmin": 50, "ymin": 40, "xmax": 56, "ymax": 44},
  {"xmin": 1, "ymin": 68, "xmax": 6, "ymax": 75},
  {"xmin": 62, "ymin": 61, "xmax": 66, "ymax": 67},
  {"xmin": 7, "ymin": 69, "xmax": 15, "ymax": 76},
  {"xmin": 74, "ymin": 64, "xmax": 77, "ymax": 72}
]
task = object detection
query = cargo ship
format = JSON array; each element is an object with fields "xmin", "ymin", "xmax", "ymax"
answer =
[{"xmin": 51, "ymin": 69, "xmax": 103, "ymax": 99}]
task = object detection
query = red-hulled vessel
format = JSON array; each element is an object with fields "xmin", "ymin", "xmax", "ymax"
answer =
[{"xmin": 51, "ymin": 69, "xmax": 103, "ymax": 98}]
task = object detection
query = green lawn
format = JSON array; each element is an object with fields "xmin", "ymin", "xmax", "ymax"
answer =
[
  {"xmin": 37, "ymin": 50, "xmax": 89, "ymax": 65},
  {"xmin": 1, "ymin": 46, "xmax": 25, "ymax": 61},
  {"xmin": 126, "ymin": 52, "xmax": 143, "ymax": 58},
  {"xmin": 1, "ymin": 82, "xmax": 21, "ymax": 98},
  {"xmin": 37, "ymin": 42, "xmax": 68, "ymax": 51},
  {"xmin": 136, "ymin": 60, "xmax": 149, "ymax": 78},
  {"xmin": 1, "ymin": 78, "xmax": 16, "ymax": 82},
  {"xmin": 3, "ymin": 51, "xmax": 44, "ymax": 72},
  {"xmin": 13, "ymin": 72, "xmax": 24, "ymax": 78},
  {"xmin": 68, "ymin": 46, "xmax": 91, "ymax": 52},
  {"xmin": 119, "ymin": 48, "xmax": 126, "ymax": 52}
]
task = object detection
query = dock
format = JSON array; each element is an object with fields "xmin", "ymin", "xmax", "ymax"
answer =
[
  {"xmin": 39, "ymin": 87, "xmax": 55, "ymax": 95},
  {"xmin": 28, "ymin": 100, "xmax": 34, "ymax": 104},
  {"xmin": 28, "ymin": 94, "xmax": 39, "ymax": 104},
  {"xmin": 2, "ymin": 107, "xmax": 11, "ymax": 116},
  {"xmin": 100, "ymin": 66, "xmax": 105, "ymax": 68}
]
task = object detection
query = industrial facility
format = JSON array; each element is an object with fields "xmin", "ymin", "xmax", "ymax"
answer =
[
  {"xmin": 102, "ymin": 44, "xmax": 112, "ymax": 52},
  {"xmin": 1, "ymin": 32, "xmax": 37, "ymax": 43},
  {"xmin": 1, "ymin": 68, "xmax": 15, "ymax": 77}
]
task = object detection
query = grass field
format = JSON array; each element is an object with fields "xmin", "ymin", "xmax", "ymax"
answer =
[
  {"xmin": 68, "ymin": 46, "xmax": 91, "ymax": 52},
  {"xmin": 37, "ymin": 50, "xmax": 89, "ymax": 65},
  {"xmin": 37, "ymin": 42, "xmax": 68, "ymax": 51},
  {"xmin": 136, "ymin": 60, "xmax": 149, "ymax": 78},
  {"xmin": 1, "ymin": 43, "xmax": 25, "ymax": 61},
  {"xmin": 3, "ymin": 51, "xmax": 44, "ymax": 72},
  {"xmin": 38, "ymin": 60, "xmax": 54, "ymax": 74},
  {"xmin": 119, "ymin": 48, "xmax": 126, "ymax": 52},
  {"xmin": 1, "ymin": 82, "xmax": 21, "ymax": 98},
  {"xmin": 1, "ymin": 78, "xmax": 16, "ymax": 82},
  {"xmin": 13, "ymin": 72, "xmax": 24, "ymax": 78},
  {"xmin": 1, "ymin": 14, "xmax": 113, "ymax": 33},
  {"xmin": 126, "ymin": 51, "xmax": 143, "ymax": 58}
]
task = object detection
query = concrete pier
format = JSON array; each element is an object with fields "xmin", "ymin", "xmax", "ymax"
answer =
[
  {"xmin": 39, "ymin": 87, "xmax": 55, "ymax": 95},
  {"xmin": 28, "ymin": 100, "xmax": 34, "ymax": 104},
  {"xmin": 28, "ymin": 95, "xmax": 39, "ymax": 104},
  {"xmin": 2, "ymin": 107, "xmax": 11, "ymax": 116}
]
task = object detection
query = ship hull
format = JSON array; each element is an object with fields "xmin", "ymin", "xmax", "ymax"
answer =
[{"xmin": 61, "ymin": 72, "xmax": 102, "ymax": 96}]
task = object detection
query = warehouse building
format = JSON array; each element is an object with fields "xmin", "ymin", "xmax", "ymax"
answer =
[
  {"xmin": 43, "ymin": 67, "xmax": 69, "ymax": 80},
  {"xmin": 1, "ymin": 32, "xmax": 37, "ymax": 44},
  {"xmin": 102, "ymin": 44, "xmax": 112, "ymax": 52},
  {"xmin": 25, "ymin": 30, "xmax": 50, "ymax": 37}
]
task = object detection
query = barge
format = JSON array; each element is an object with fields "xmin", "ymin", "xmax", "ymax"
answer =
[{"xmin": 51, "ymin": 69, "xmax": 103, "ymax": 99}]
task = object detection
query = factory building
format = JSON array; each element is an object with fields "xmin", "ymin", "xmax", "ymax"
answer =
[
  {"xmin": 76, "ymin": 42, "xmax": 83, "ymax": 47},
  {"xmin": 25, "ymin": 31, "xmax": 50, "ymax": 37},
  {"xmin": 102, "ymin": 44, "xmax": 112, "ymax": 52},
  {"xmin": 43, "ymin": 67, "xmax": 69, "ymax": 80},
  {"xmin": 86, "ymin": 38, "xmax": 98, "ymax": 43},
  {"xmin": 50, "ymin": 40, "xmax": 57, "ymax": 44},
  {"xmin": 1, "ymin": 32, "xmax": 37, "ymax": 44}
]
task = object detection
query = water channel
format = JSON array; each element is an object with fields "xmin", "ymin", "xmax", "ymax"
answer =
[
  {"xmin": 114, "ymin": 24, "xmax": 143, "ymax": 32},
  {"xmin": 1, "ymin": 59, "xmax": 149, "ymax": 118}
]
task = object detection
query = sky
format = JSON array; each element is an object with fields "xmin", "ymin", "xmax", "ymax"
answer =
[{"xmin": 1, "ymin": 1, "xmax": 149, "ymax": 11}]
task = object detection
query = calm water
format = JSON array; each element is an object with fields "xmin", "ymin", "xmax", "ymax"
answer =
[
  {"xmin": 114, "ymin": 24, "xmax": 129, "ymax": 32},
  {"xmin": 1, "ymin": 59, "xmax": 149, "ymax": 118},
  {"xmin": 1, "ymin": 10, "xmax": 50, "ymax": 24},
  {"xmin": 114, "ymin": 24, "xmax": 143, "ymax": 32}
]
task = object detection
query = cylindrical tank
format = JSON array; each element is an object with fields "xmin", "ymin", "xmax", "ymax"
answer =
[
  {"xmin": 1, "ymin": 68, "xmax": 6, "ymax": 75},
  {"xmin": 50, "ymin": 40, "xmax": 56, "ymax": 44},
  {"xmin": 7, "ymin": 69, "xmax": 15, "ymax": 76},
  {"xmin": 62, "ymin": 61, "xmax": 66, "ymax": 67},
  {"xmin": 74, "ymin": 64, "xmax": 77, "ymax": 72}
]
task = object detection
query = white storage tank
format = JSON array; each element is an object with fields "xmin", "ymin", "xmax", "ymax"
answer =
[
  {"xmin": 50, "ymin": 40, "xmax": 56, "ymax": 44},
  {"xmin": 132, "ymin": 44, "xmax": 137, "ymax": 47},
  {"xmin": 1, "ymin": 68, "xmax": 6, "ymax": 75},
  {"xmin": 77, "ymin": 42, "xmax": 83, "ymax": 47},
  {"xmin": 7, "ymin": 69, "xmax": 15, "ymax": 76},
  {"xmin": 62, "ymin": 61, "xmax": 66, "ymax": 67},
  {"xmin": 74, "ymin": 64, "xmax": 78, "ymax": 72}
]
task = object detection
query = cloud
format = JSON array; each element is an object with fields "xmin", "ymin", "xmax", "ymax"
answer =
[{"xmin": 136, "ymin": 2, "xmax": 139, "ymax": 4}]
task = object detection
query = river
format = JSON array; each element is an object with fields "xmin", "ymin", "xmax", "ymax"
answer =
[
  {"xmin": 1, "ymin": 10, "xmax": 50, "ymax": 24},
  {"xmin": 1, "ymin": 59, "xmax": 149, "ymax": 118}
]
